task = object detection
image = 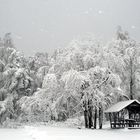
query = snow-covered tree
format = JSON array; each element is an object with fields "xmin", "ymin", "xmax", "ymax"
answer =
[
  {"xmin": 0, "ymin": 29, "xmax": 139, "ymax": 128},
  {"xmin": 80, "ymin": 66, "xmax": 124, "ymax": 129},
  {"xmin": 3, "ymin": 33, "xmax": 14, "ymax": 48},
  {"xmin": 53, "ymin": 69, "xmax": 88, "ymax": 120},
  {"xmin": 105, "ymin": 26, "xmax": 140, "ymax": 99}
]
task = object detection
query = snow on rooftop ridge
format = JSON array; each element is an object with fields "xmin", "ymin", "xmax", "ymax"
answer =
[{"xmin": 104, "ymin": 99, "xmax": 140, "ymax": 113}]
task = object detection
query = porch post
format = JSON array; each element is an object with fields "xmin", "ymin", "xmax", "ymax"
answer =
[{"xmin": 109, "ymin": 113, "xmax": 112, "ymax": 128}]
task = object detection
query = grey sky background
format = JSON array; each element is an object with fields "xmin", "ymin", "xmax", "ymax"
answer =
[{"xmin": 0, "ymin": 0, "xmax": 140, "ymax": 56}]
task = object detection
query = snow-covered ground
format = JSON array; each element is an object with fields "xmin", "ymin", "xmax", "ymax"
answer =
[
  {"xmin": 1, "ymin": 125, "xmax": 140, "ymax": 140},
  {"xmin": 24, "ymin": 126, "xmax": 140, "ymax": 140},
  {"xmin": 0, "ymin": 128, "xmax": 31, "ymax": 140}
]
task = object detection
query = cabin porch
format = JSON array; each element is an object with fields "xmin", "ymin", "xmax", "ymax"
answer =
[{"xmin": 105, "ymin": 100, "xmax": 140, "ymax": 129}]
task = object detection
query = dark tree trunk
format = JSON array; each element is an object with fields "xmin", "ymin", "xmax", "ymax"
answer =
[
  {"xmin": 84, "ymin": 110, "xmax": 89, "ymax": 128},
  {"xmin": 88, "ymin": 105, "xmax": 93, "ymax": 128},
  {"xmin": 130, "ymin": 76, "xmax": 133, "ymax": 100},
  {"xmin": 99, "ymin": 105, "xmax": 103, "ymax": 129},
  {"xmin": 130, "ymin": 58, "xmax": 134, "ymax": 100},
  {"xmin": 113, "ymin": 113, "xmax": 117, "ymax": 128},
  {"xmin": 83, "ymin": 99, "xmax": 94, "ymax": 129},
  {"xmin": 83, "ymin": 99, "xmax": 89, "ymax": 128},
  {"xmin": 94, "ymin": 107, "xmax": 97, "ymax": 129}
]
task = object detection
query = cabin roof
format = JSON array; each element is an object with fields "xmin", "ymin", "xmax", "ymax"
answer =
[{"xmin": 104, "ymin": 100, "xmax": 140, "ymax": 113}]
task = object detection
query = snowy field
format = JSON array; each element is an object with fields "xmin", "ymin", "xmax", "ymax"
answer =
[{"xmin": 1, "ymin": 125, "xmax": 140, "ymax": 140}]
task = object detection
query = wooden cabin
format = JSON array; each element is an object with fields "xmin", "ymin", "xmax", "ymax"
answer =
[{"xmin": 105, "ymin": 100, "xmax": 140, "ymax": 128}]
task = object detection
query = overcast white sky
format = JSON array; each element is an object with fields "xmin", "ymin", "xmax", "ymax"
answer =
[{"xmin": 0, "ymin": 0, "xmax": 140, "ymax": 55}]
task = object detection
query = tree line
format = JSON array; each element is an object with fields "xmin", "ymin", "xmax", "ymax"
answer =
[{"xmin": 0, "ymin": 27, "xmax": 140, "ymax": 129}]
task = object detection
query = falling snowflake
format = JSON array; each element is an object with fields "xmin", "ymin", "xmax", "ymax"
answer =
[
  {"xmin": 40, "ymin": 28, "xmax": 48, "ymax": 33},
  {"xmin": 14, "ymin": 33, "xmax": 22, "ymax": 40},
  {"xmin": 89, "ymin": 8, "xmax": 93, "ymax": 11},
  {"xmin": 131, "ymin": 25, "xmax": 136, "ymax": 29},
  {"xmin": 98, "ymin": 10, "xmax": 103, "ymax": 14},
  {"xmin": 84, "ymin": 11, "xmax": 89, "ymax": 14},
  {"xmin": 31, "ymin": 21, "xmax": 36, "ymax": 25}
]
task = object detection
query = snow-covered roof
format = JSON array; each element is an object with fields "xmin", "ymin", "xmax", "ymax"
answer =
[{"xmin": 105, "ymin": 100, "xmax": 140, "ymax": 113}]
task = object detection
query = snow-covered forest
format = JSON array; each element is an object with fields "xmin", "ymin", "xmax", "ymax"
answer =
[{"xmin": 0, "ymin": 27, "xmax": 140, "ymax": 129}]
